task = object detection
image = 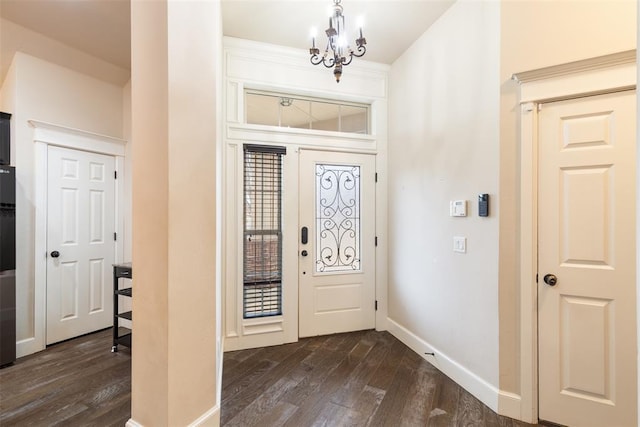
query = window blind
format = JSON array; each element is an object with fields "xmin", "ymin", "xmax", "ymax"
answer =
[{"xmin": 243, "ymin": 144, "xmax": 286, "ymax": 318}]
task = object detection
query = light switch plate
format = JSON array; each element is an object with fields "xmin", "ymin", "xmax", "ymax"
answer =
[{"xmin": 453, "ymin": 236, "xmax": 466, "ymax": 253}]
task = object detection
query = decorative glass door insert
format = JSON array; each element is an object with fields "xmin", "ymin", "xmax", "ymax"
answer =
[{"xmin": 315, "ymin": 164, "xmax": 361, "ymax": 273}]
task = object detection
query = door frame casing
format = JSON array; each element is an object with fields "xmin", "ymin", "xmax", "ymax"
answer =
[
  {"xmin": 513, "ymin": 50, "xmax": 637, "ymax": 423},
  {"xmin": 28, "ymin": 120, "xmax": 126, "ymax": 356},
  {"xmin": 221, "ymin": 38, "xmax": 389, "ymax": 352},
  {"xmin": 298, "ymin": 148, "xmax": 377, "ymax": 338},
  {"xmin": 223, "ymin": 138, "xmax": 383, "ymax": 352}
]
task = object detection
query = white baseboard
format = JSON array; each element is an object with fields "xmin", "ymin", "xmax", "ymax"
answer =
[
  {"xmin": 498, "ymin": 390, "xmax": 522, "ymax": 420},
  {"xmin": 16, "ymin": 336, "xmax": 44, "ymax": 358},
  {"xmin": 387, "ymin": 318, "xmax": 521, "ymax": 418},
  {"xmin": 125, "ymin": 405, "xmax": 220, "ymax": 427},
  {"xmin": 189, "ymin": 404, "xmax": 220, "ymax": 427}
]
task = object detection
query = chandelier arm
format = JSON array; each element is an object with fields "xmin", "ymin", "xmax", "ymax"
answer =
[
  {"xmin": 342, "ymin": 54, "xmax": 354, "ymax": 66},
  {"xmin": 310, "ymin": 54, "xmax": 324, "ymax": 65},
  {"xmin": 351, "ymin": 44, "xmax": 366, "ymax": 58},
  {"xmin": 321, "ymin": 56, "xmax": 337, "ymax": 68}
]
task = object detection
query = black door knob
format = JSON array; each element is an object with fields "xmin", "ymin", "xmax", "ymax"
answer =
[
  {"xmin": 51, "ymin": 251, "xmax": 60, "ymax": 258},
  {"xmin": 543, "ymin": 274, "xmax": 557, "ymax": 286},
  {"xmin": 301, "ymin": 250, "xmax": 308, "ymax": 257}
]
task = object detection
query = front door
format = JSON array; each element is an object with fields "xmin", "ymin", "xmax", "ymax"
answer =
[
  {"xmin": 538, "ymin": 91, "xmax": 636, "ymax": 426},
  {"xmin": 298, "ymin": 150, "xmax": 376, "ymax": 337},
  {"xmin": 46, "ymin": 146, "xmax": 116, "ymax": 344}
]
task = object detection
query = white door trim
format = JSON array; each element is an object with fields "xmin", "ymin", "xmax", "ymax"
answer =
[
  {"xmin": 512, "ymin": 50, "xmax": 637, "ymax": 423},
  {"xmin": 26, "ymin": 120, "xmax": 126, "ymax": 357}
]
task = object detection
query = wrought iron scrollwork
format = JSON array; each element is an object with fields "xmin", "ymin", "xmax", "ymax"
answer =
[{"xmin": 315, "ymin": 164, "xmax": 361, "ymax": 273}]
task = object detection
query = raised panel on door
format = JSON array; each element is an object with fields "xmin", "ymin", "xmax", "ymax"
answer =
[
  {"xmin": 46, "ymin": 146, "xmax": 116, "ymax": 344},
  {"xmin": 538, "ymin": 91, "xmax": 636, "ymax": 426},
  {"xmin": 298, "ymin": 150, "xmax": 375, "ymax": 337}
]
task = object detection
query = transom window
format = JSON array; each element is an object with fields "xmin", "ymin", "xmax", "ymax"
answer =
[{"xmin": 245, "ymin": 90, "xmax": 369, "ymax": 134}]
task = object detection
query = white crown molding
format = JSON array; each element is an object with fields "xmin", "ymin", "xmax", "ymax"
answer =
[
  {"xmin": 511, "ymin": 50, "xmax": 636, "ymax": 104},
  {"xmin": 224, "ymin": 37, "xmax": 388, "ymax": 99},
  {"xmin": 29, "ymin": 120, "xmax": 126, "ymax": 156},
  {"xmin": 512, "ymin": 50, "xmax": 636, "ymax": 83}
]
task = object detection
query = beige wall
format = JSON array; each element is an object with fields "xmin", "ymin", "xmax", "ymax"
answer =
[
  {"xmin": 0, "ymin": 18, "xmax": 129, "ymax": 88},
  {"xmin": 388, "ymin": 0, "xmax": 501, "ymax": 407},
  {"xmin": 498, "ymin": 0, "xmax": 637, "ymax": 398},
  {"xmin": 388, "ymin": 0, "xmax": 637, "ymax": 417},
  {"xmin": 130, "ymin": 0, "xmax": 221, "ymax": 424},
  {"xmin": 0, "ymin": 52, "xmax": 124, "ymax": 356},
  {"xmin": 123, "ymin": 80, "xmax": 132, "ymax": 263}
]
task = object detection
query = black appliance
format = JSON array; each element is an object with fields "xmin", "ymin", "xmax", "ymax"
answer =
[
  {"xmin": 0, "ymin": 115, "xmax": 15, "ymax": 366},
  {"xmin": 0, "ymin": 112, "xmax": 11, "ymax": 166}
]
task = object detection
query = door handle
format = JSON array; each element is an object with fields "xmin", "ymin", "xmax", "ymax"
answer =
[
  {"xmin": 301, "ymin": 250, "xmax": 308, "ymax": 257},
  {"xmin": 543, "ymin": 274, "xmax": 557, "ymax": 286},
  {"xmin": 301, "ymin": 227, "xmax": 308, "ymax": 245},
  {"xmin": 51, "ymin": 251, "xmax": 60, "ymax": 258}
]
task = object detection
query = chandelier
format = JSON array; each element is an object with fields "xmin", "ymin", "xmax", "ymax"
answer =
[{"xmin": 309, "ymin": 0, "xmax": 366, "ymax": 83}]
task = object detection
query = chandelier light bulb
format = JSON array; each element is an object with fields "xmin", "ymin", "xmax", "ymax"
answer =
[{"xmin": 356, "ymin": 16, "xmax": 364, "ymax": 39}]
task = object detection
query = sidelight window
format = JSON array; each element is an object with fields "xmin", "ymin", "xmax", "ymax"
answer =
[{"xmin": 243, "ymin": 144, "xmax": 285, "ymax": 318}]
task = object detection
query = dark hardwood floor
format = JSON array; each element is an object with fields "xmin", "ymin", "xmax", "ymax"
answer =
[
  {"xmin": 1, "ymin": 328, "xmax": 534, "ymax": 426},
  {"xmin": 0, "ymin": 329, "xmax": 131, "ymax": 426},
  {"xmin": 222, "ymin": 329, "xmax": 532, "ymax": 427}
]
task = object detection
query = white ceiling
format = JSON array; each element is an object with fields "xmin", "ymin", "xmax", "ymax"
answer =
[
  {"xmin": 0, "ymin": 0, "xmax": 454, "ymax": 72},
  {"xmin": 1, "ymin": 0, "xmax": 132, "ymax": 69},
  {"xmin": 221, "ymin": 0, "xmax": 454, "ymax": 64}
]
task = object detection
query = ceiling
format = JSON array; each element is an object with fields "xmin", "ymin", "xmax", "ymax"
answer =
[
  {"xmin": 1, "ymin": 0, "xmax": 132, "ymax": 69},
  {"xmin": 0, "ymin": 0, "xmax": 454, "ymax": 73}
]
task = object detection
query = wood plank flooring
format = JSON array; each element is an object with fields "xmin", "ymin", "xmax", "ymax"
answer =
[
  {"xmin": 222, "ymin": 329, "xmax": 532, "ymax": 427},
  {"xmin": 0, "ymin": 329, "xmax": 131, "ymax": 427},
  {"xmin": 1, "ymin": 328, "xmax": 535, "ymax": 426}
]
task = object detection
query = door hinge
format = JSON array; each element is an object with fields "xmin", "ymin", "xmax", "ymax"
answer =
[
  {"xmin": 114, "ymin": 170, "xmax": 117, "ymax": 179},
  {"xmin": 375, "ymin": 300, "xmax": 378, "ymax": 311},
  {"xmin": 375, "ymin": 172, "xmax": 378, "ymax": 183},
  {"xmin": 375, "ymin": 236, "xmax": 378, "ymax": 247},
  {"xmin": 535, "ymin": 273, "xmax": 538, "ymax": 283},
  {"xmin": 114, "ymin": 232, "xmax": 117, "ymax": 241}
]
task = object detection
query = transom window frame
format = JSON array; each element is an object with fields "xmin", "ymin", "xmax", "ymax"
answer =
[{"xmin": 244, "ymin": 89, "xmax": 371, "ymax": 135}]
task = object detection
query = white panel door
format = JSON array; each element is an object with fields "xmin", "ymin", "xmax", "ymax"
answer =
[
  {"xmin": 46, "ymin": 146, "xmax": 116, "ymax": 344},
  {"xmin": 299, "ymin": 150, "xmax": 375, "ymax": 337},
  {"xmin": 538, "ymin": 91, "xmax": 636, "ymax": 426}
]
